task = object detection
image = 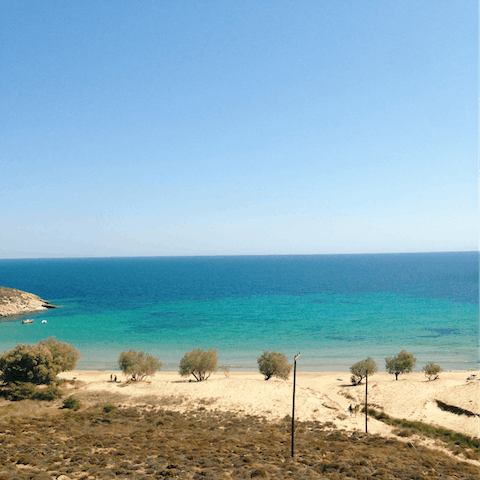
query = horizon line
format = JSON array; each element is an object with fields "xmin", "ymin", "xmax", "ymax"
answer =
[{"xmin": 0, "ymin": 250, "xmax": 477, "ymax": 261}]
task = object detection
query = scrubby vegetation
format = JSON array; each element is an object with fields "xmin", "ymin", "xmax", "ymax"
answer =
[
  {"xmin": 0, "ymin": 402, "xmax": 477, "ymax": 479},
  {"xmin": 422, "ymin": 362, "xmax": 442, "ymax": 381},
  {"xmin": 179, "ymin": 349, "xmax": 218, "ymax": 381},
  {"xmin": 62, "ymin": 395, "xmax": 82, "ymax": 411},
  {"xmin": 2, "ymin": 382, "xmax": 63, "ymax": 402},
  {"xmin": 385, "ymin": 350, "xmax": 417, "ymax": 380},
  {"xmin": 118, "ymin": 349, "xmax": 162, "ymax": 381},
  {"xmin": 365, "ymin": 407, "xmax": 479, "ymax": 458},
  {"xmin": 102, "ymin": 403, "xmax": 116, "ymax": 413},
  {"xmin": 349, "ymin": 357, "xmax": 378, "ymax": 385},
  {"xmin": 257, "ymin": 350, "xmax": 292, "ymax": 380}
]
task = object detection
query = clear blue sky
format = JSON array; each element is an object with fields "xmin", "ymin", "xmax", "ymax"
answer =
[{"xmin": 1, "ymin": 1, "xmax": 477, "ymax": 258}]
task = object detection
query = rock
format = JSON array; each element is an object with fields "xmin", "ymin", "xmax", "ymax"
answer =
[{"xmin": 0, "ymin": 286, "xmax": 58, "ymax": 318}]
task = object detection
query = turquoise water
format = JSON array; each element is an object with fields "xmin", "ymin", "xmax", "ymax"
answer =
[{"xmin": 0, "ymin": 253, "xmax": 478, "ymax": 371}]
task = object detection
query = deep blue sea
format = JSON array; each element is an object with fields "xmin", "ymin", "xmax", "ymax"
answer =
[{"xmin": 0, "ymin": 253, "xmax": 478, "ymax": 372}]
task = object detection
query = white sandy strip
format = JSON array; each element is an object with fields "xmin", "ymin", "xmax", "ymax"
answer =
[{"xmin": 59, "ymin": 370, "xmax": 479, "ymax": 440}]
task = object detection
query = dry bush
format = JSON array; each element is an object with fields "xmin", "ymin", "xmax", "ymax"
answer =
[{"xmin": 0, "ymin": 403, "xmax": 477, "ymax": 479}]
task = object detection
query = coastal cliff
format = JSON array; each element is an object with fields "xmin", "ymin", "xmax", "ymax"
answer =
[{"xmin": 0, "ymin": 286, "xmax": 58, "ymax": 318}]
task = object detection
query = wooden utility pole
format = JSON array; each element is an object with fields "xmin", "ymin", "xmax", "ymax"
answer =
[
  {"xmin": 291, "ymin": 352, "xmax": 301, "ymax": 458},
  {"xmin": 365, "ymin": 369, "xmax": 368, "ymax": 433}
]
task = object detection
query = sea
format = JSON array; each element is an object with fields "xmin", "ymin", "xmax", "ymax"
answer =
[{"xmin": 0, "ymin": 252, "xmax": 478, "ymax": 372}]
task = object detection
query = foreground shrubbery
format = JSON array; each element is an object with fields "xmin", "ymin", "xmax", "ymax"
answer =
[
  {"xmin": 2, "ymin": 383, "xmax": 63, "ymax": 402},
  {"xmin": 0, "ymin": 404, "xmax": 477, "ymax": 479},
  {"xmin": 62, "ymin": 395, "xmax": 82, "ymax": 411}
]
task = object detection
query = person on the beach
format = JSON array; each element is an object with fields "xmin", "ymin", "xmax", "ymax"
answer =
[
  {"xmin": 114, "ymin": 375, "xmax": 117, "ymax": 382},
  {"xmin": 349, "ymin": 404, "xmax": 353, "ymax": 416},
  {"xmin": 110, "ymin": 374, "xmax": 113, "ymax": 382}
]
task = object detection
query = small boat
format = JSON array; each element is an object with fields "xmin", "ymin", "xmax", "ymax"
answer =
[
  {"xmin": 41, "ymin": 319, "xmax": 47, "ymax": 324},
  {"xmin": 21, "ymin": 318, "xmax": 34, "ymax": 324}
]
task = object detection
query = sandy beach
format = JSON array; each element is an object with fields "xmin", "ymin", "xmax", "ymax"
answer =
[{"xmin": 60, "ymin": 369, "xmax": 479, "ymax": 442}]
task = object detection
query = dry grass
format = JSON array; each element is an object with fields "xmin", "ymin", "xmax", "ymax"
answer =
[{"xmin": 0, "ymin": 400, "xmax": 478, "ymax": 479}]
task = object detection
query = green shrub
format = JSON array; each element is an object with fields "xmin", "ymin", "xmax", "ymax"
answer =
[
  {"xmin": 385, "ymin": 350, "xmax": 416, "ymax": 380},
  {"xmin": 349, "ymin": 357, "xmax": 378, "ymax": 385},
  {"xmin": 0, "ymin": 382, "xmax": 62, "ymax": 401},
  {"xmin": 63, "ymin": 396, "xmax": 82, "ymax": 411},
  {"xmin": 257, "ymin": 351, "xmax": 291, "ymax": 380},
  {"xmin": 366, "ymin": 407, "xmax": 479, "ymax": 452},
  {"xmin": 4, "ymin": 382, "xmax": 37, "ymax": 401},
  {"xmin": 103, "ymin": 404, "xmax": 116, "ymax": 413},
  {"xmin": 118, "ymin": 349, "xmax": 162, "ymax": 381},
  {"xmin": 179, "ymin": 349, "xmax": 218, "ymax": 381},
  {"xmin": 35, "ymin": 384, "xmax": 63, "ymax": 401},
  {"xmin": 220, "ymin": 365, "xmax": 230, "ymax": 377}
]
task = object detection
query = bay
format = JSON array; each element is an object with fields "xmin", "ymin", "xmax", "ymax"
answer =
[{"xmin": 0, "ymin": 252, "xmax": 477, "ymax": 371}]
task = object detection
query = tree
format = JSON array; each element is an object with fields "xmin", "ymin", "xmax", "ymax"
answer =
[
  {"xmin": 350, "ymin": 357, "xmax": 378, "ymax": 385},
  {"xmin": 39, "ymin": 337, "xmax": 81, "ymax": 372},
  {"xmin": 257, "ymin": 350, "xmax": 292, "ymax": 381},
  {"xmin": 220, "ymin": 365, "xmax": 230, "ymax": 377},
  {"xmin": 0, "ymin": 338, "xmax": 81, "ymax": 385},
  {"xmin": 422, "ymin": 362, "xmax": 442, "ymax": 381},
  {"xmin": 179, "ymin": 349, "xmax": 218, "ymax": 381},
  {"xmin": 385, "ymin": 350, "xmax": 417, "ymax": 380},
  {"xmin": 117, "ymin": 349, "xmax": 162, "ymax": 381}
]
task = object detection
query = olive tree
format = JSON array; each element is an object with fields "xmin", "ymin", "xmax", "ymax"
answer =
[
  {"xmin": 350, "ymin": 357, "xmax": 378, "ymax": 385},
  {"xmin": 179, "ymin": 349, "xmax": 218, "ymax": 381},
  {"xmin": 422, "ymin": 362, "xmax": 442, "ymax": 381},
  {"xmin": 39, "ymin": 337, "xmax": 81, "ymax": 372},
  {"xmin": 118, "ymin": 349, "xmax": 162, "ymax": 381},
  {"xmin": 257, "ymin": 350, "xmax": 292, "ymax": 380},
  {"xmin": 385, "ymin": 350, "xmax": 417, "ymax": 380},
  {"xmin": 0, "ymin": 337, "xmax": 81, "ymax": 386}
]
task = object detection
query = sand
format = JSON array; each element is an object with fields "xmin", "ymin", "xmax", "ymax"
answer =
[{"xmin": 59, "ymin": 369, "xmax": 479, "ymax": 442}]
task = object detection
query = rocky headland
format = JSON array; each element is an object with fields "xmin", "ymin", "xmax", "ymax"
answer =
[{"xmin": 0, "ymin": 286, "xmax": 58, "ymax": 318}]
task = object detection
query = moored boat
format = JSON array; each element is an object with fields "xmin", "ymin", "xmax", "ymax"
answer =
[{"xmin": 21, "ymin": 318, "xmax": 34, "ymax": 324}]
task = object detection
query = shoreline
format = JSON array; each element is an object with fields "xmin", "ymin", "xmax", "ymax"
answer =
[{"xmin": 76, "ymin": 366, "xmax": 480, "ymax": 381}]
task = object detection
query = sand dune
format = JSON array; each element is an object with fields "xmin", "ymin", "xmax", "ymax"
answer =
[{"xmin": 60, "ymin": 369, "xmax": 479, "ymax": 440}]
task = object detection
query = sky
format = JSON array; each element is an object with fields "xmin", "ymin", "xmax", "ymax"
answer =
[{"xmin": 1, "ymin": 1, "xmax": 477, "ymax": 258}]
